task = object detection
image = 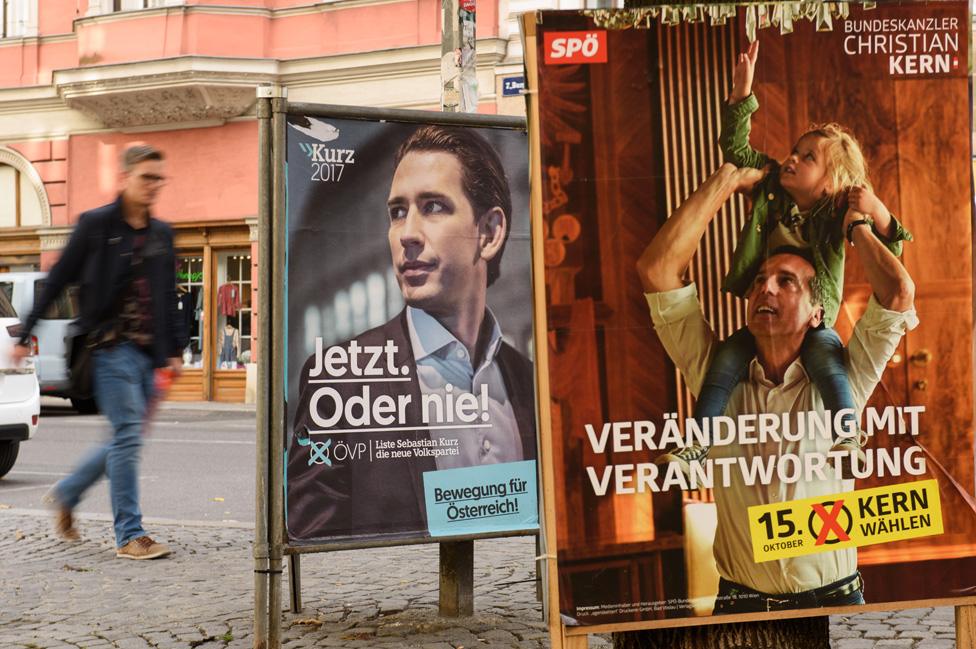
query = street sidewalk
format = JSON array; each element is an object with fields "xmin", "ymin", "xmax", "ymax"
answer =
[
  {"xmin": 40, "ymin": 396, "xmax": 257, "ymax": 414},
  {"xmin": 0, "ymin": 509, "xmax": 959, "ymax": 649}
]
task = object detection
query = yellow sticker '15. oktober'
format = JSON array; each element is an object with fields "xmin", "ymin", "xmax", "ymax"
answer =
[{"xmin": 747, "ymin": 479, "xmax": 943, "ymax": 563}]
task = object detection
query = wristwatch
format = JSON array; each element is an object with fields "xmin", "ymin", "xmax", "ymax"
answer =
[{"xmin": 846, "ymin": 216, "xmax": 873, "ymax": 245}]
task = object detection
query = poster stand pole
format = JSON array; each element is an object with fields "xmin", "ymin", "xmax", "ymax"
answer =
[
  {"xmin": 253, "ymin": 86, "xmax": 276, "ymax": 649},
  {"xmin": 264, "ymin": 91, "xmax": 289, "ymax": 648},
  {"xmin": 436, "ymin": 0, "xmax": 477, "ymax": 615}
]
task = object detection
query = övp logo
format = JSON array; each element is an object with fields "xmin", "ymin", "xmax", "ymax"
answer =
[{"xmin": 544, "ymin": 31, "xmax": 607, "ymax": 65}]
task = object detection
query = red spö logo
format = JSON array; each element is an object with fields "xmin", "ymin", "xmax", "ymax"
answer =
[{"xmin": 544, "ymin": 31, "xmax": 608, "ymax": 65}]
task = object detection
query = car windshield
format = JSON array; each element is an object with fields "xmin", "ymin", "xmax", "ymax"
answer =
[
  {"xmin": 34, "ymin": 280, "xmax": 79, "ymax": 320},
  {"xmin": 0, "ymin": 284, "xmax": 16, "ymax": 318}
]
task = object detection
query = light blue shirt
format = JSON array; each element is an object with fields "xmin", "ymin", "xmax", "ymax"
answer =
[{"xmin": 406, "ymin": 306, "xmax": 523, "ymax": 470}]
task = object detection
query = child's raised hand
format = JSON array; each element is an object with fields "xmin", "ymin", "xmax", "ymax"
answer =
[
  {"xmin": 731, "ymin": 163, "xmax": 770, "ymax": 194},
  {"xmin": 730, "ymin": 40, "xmax": 759, "ymax": 103},
  {"xmin": 848, "ymin": 185, "xmax": 885, "ymax": 219}
]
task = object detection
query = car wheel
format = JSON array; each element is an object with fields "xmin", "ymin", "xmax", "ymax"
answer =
[
  {"xmin": 71, "ymin": 397, "xmax": 99, "ymax": 414},
  {"xmin": 0, "ymin": 440, "xmax": 20, "ymax": 479}
]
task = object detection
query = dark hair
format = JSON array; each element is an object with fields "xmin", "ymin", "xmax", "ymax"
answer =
[
  {"xmin": 767, "ymin": 245, "xmax": 824, "ymax": 307},
  {"xmin": 393, "ymin": 125, "xmax": 512, "ymax": 287},
  {"xmin": 121, "ymin": 144, "xmax": 164, "ymax": 172}
]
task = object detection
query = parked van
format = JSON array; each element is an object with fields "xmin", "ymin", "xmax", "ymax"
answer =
[
  {"xmin": 0, "ymin": 272, "xmax": 95, "ymax": 413},
  {"xmin": 0, "ymin": 284, "xmax": 39, "ymax": 478}
]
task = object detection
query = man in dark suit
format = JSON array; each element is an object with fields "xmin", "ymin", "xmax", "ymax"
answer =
[{"xmin": 287, "ymin": 125, "xmax": 536, "ymax": 542}]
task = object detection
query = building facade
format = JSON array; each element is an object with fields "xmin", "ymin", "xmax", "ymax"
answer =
[{"xmin": 0, "ymin": 0, "xmax": 566, "ymax": 401}]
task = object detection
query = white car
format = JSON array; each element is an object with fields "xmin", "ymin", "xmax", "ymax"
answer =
[
  {"xmin": 0, "ymin": 272, "xmax": 94, "ymax": 413},
  {"xmin": 0, "ymin": 286, "xmax": 40, "ymax": 479}
]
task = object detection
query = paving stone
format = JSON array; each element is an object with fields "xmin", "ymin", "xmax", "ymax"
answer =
[
  {"xmin": 915, "ymin": 641, "xmax": 955, "ymax": 649},
  {"xmin": 1, "ymin": 510, "xmax": 961, "ymax": 648},
  {"xmin": 833, "ymin": 640, "xmax": 881, "ymax": 649}
]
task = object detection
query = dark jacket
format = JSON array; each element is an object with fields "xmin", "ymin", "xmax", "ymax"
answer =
[
  {"xmin": 286, "ymin": 309, "xmax": 537, "ymax": 543},
  {"xmin": 20, "ymin": 196, "xmax": 186, "ymax": 368}
]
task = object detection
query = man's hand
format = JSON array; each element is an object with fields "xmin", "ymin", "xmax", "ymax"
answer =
[
  {"xmin": 730, "ymin": 40, "xmax": 759, "ymax": 103},
  {"xmin": 167, "ymin": 356, "xmax": 183, "ymax": 378},
  {"xmin": 9, "ymin": 343, "xmax": 30, "ymax": 366}
]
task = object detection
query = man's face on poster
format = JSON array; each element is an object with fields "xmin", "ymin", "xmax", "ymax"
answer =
[
  {"xmin": 386, "ymin": 150, "xmax": 492, "ymax": 317},
  {"xmin": 746, "ymin": 253, "xmax": 824, "ymax": 340}
]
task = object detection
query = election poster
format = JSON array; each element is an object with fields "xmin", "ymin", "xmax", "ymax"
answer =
[
  {"xmin": 284, "ymin": 113, "xmax": 539, "ymax": 544},
  {"xmin": 528, "ymin": 0, "xmax": 975, "ymax": 627}
]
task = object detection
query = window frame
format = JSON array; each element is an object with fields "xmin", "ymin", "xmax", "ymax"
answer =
[{"xmin": 0, "ymin": 0, "xmax": 35, "ymax": 40}]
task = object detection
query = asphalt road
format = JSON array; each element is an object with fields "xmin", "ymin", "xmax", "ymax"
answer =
[{"xmin": 0, "ymin": 397, "xmax": 257, "ymax": 526}]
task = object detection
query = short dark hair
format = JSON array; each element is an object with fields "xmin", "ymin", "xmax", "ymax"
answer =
[
  {"xmin": 121, "ymin": 144, "xmax": 164, "ymax": 172},
  {"xmin": 393, "ymin": 125, "xmax": 512, "ymax": 287},
  {"xmin": 767, "ymin": 245, "xmax": 824, "ymax": 307}
]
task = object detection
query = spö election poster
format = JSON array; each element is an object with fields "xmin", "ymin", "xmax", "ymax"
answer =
[
  {"xmin": 531, "ymin": 1, "xmax": 974, "ymax": 626},
  {"xmin": 284, "ymin": 115, "xmax": 538, "ymax": 544}
]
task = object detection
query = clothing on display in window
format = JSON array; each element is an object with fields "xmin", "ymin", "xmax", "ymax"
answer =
[
  {"xmin": 217, "ymin": 283, "xmax": 241, "ymax": 316},
  {"xmin": 195, "ymin": 289, "xmax": 203, "ymax": 342},
  {"xmin": 219, "ymin": 324, "xmax": 241, "ymax": 368},
  {"xmin": 177, "ymin": 289, "xmax": 194, "ymax": 343}
]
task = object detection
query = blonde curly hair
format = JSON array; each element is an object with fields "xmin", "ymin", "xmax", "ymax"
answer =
[{"xmin": 802, "ymin": 123, "xmax": 872, "ymax": 195}]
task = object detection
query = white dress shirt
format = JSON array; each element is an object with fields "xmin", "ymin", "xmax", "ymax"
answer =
[
  {"xmin": 646, "ymin": 282, "xmax": 918, "ymax": 594},
  {"xmin": 406, "ymin": 306, "xmax": 524, "ymax": 470}
]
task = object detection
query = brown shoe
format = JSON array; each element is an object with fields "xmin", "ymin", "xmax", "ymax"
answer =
[
  {"xmin": 116, "ymin": 536, "xmax": 171, "ymax": 560},
  {"xmin": 43, "ymin": 490, "xmax": 80, "ymax": 542}
]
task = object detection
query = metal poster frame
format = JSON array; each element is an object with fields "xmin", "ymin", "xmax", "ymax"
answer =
[{"xmin": 254, "ymin": 90, "xmax": 544, "ymax": 648}]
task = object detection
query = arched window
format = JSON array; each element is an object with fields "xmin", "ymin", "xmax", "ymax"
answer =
[{"xmin": 0, "ymin": 147, "xmax": 49, "ymax": 229}]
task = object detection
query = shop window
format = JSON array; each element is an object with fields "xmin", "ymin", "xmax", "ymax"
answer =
[
  {"xmin": 215, "ymin": 251, "xmax": 252, "ymax": 370},
  {"xmin": 176, "ymin": 256, "xmax": 204, "ymax": 367},
  {"xmin": 0, "ymin": 162, "xmax": 44, "ymax": 228}
]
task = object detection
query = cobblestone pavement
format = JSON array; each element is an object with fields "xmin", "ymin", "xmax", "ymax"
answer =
[{"xmin": 0, "ymin": 510, "xmax": 959, "ymax": 648}]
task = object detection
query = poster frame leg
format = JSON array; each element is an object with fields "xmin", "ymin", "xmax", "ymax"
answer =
[
  {"xmin": 957, "ymin": 604, "xmax": 976, "ymax": 647},
  {"xmin": 439, "ymin": 540, "xmax": 474, "ymax": 617},
  {"xmin": 289, "ymin": 554, "xmax": 302, "ymax": 614}
]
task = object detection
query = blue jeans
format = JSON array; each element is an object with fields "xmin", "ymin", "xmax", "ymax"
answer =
[
  {"xmin": 54, "ymin": 342, "xmax": 155, "ymax": 547},
  {"xmin": 694, "ymin": 326, "xmax": 856, "ymax": 439}
]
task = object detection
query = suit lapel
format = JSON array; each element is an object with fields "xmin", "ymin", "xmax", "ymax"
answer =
[{"xmin": 497, "ymin": 344, "xmax": 539, "ymax": 461}]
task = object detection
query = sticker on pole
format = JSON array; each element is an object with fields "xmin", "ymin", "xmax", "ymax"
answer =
[
  {"xmin": 747, "ymin": 480, "xmax": 943, "ymax": 563},
  {"xmin": 544, "ymin": 31, "xmax": 608, "ymax": 65}
]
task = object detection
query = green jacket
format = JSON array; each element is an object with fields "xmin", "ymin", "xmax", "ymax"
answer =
[{"xmin": 718, "ymin": 94, "xmax": 912, "ymax": 326}]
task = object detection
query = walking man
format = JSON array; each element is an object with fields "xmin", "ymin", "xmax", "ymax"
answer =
[{"xmin": 12, "ymin": 144, "xmax": 185, "ymax": 559}]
